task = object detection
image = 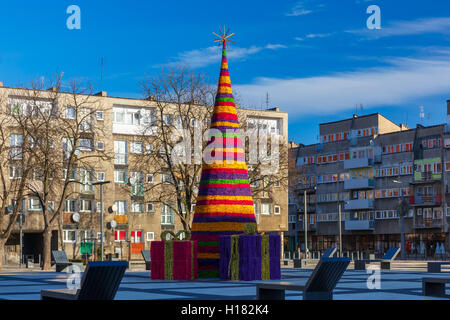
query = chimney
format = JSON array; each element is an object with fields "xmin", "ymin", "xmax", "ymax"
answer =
[
  {"xmin": 47, "ymin": 86, "xmax": 59, "ymax": 92},
  {"xmin": 267, "ymin": 107, "xmax": 279, "ymax": 112},
  {"xmin": 447, "ymin": 100, "xmax": 450, "ymax": 115},
  {"xmin": 95, "ymin": 91, "xmax": 107, "ymax": 97}
]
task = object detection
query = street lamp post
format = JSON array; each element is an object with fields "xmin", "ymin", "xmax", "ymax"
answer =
[
  {"xmin": 93, "ymin": 181, "xmax": 111, "ymax": 261},
  {"xmin": 304, "ymin": 190, "xmax": 308, "ymax": 259},
  {"xmin": 393, "ymin": 180, "xmax": 407, "ymax": 260},
  {"xmin": 337, "ymin": 177, "xmax": 342, "ymax": 257}
]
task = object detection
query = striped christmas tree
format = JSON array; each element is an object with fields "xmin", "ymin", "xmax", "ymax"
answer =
[{"xmin": 191, "ymin": 28, "xmax": 257, "ymax": 279}]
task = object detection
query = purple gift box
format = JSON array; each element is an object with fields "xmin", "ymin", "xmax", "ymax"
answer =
[{"xmin": 219, "ymin": 234, "xmax": 281, "ymax": 281}]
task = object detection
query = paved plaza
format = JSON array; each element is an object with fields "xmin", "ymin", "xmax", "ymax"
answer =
[{"xmin": 0, "ymin": 265, "xmax": 449, "ymax": 300}]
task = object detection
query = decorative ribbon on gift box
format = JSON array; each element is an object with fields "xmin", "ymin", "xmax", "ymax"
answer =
[
  {"xmin": 150, "ymin": 230, "xmax": 198, "ymax": 280},
  {"xmin": 219, "ymin": 224, "xmax": 281, "ymax": 281}
]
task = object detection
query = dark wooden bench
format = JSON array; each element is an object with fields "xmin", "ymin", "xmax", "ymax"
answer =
[
  {"xmin": 52, "ymin": 250, "xmax": 73, "ymax": 272},
  {"xmin": 428, "ymin": 262, "xmax": 450, "ymax": 273},
  {"xmin": 141, "ymin": 250, "xmax": 151, "ymax": 271},
  {"xmin": 257, "ymin": 257, "xmax": 350, "ymax": 300},
  {"xmin": 422, "ymin": 277, "xmax": 450, "ymax": 297},
  {"xmin": 41, "ymin": 261, "xmax": 128, "ymax": 300},
  {"xmin": 354, "ymin": 248, "xmax": 400, "ymax": 271}
]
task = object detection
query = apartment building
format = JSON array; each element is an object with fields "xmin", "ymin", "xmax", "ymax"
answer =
[
  {"xmin": 0, "ymin": 84, "xmax": 288, "ymax": 263},
  {"xmin": 288, "ymin": 104, "xmax": 450, "ymax": 257}
]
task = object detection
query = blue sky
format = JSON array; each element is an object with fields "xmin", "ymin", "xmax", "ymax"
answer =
[{"xmin": 1, "ymin": 1, "xmax": 450, "ymax": 144}]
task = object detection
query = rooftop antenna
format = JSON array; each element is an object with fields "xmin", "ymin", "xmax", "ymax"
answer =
[
  {"xmin": 419, "ymin": 106, "xmax": 424, "ymax": 124},
  {"xmin": 100, "ymin": 57, "xmax": 104, "ymax": 92},
  {"xmin": 427, "ymin": 112, "xmax": 430, "ymax": 125},
  {"xmin": 360, "ymin": 104, "xmax": 363, "ymax": 115},
  {"xmin": 266, "ymin": 92, "xmax": 270, "ymax": 109}
]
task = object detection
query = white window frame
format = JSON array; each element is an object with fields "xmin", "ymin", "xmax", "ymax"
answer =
[
  {"xmin": 161, "ymin": 204, "xmax": 174, "ymax": 225},
  {"xmin": 97, "ymin": 172, "xmax": 105, "ymax": 182},
  {"xmin": 274, "ymin": 205, "xmax": 281, "ymax": 215},
  {"xmin": 79, "ymin": 199, "xmax": 93, "ymax": 213},
  {"xmin": 146, "ymin": 174, "xmax": 154, "ymax": 184},
  {"xmin": 146, "ymin": 203, "xmax": 155, "ymax": 213},
  {"xmin": 97, "ymin": 141, "xmax": 105, "ymax": 151},
  {"xmin": 63, "ymin": 229, "xmax": 77, "ymax": 243},
  {"xmin": 130, "ymin": 141, "xmax": 144, "ymax": 154},
  {"xmin": 261, "ymin": 203, "xmax": 271, "ymax": 215},
  {"xmin": 114, "ymin": 170, "xmax": 128, "ymax": 183},
  {"xmin": 96, "ymin": 111, "xmax": 104, "ymax": 121},
  {"xmin": 28, "ymin": 198, "xmax": 41, "ymax": 211},
  {"xmin": 146, "ymin": 232, "xmax": 155, "ymax": 241}
]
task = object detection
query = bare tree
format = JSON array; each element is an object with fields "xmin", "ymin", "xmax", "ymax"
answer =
[
  {"xmin": 10, "ymin": 75, "xmax": 110, "ymax": 270},
  {"xmin": 0, "ymin": 91, "xmax": 36, "ymax": 268}
]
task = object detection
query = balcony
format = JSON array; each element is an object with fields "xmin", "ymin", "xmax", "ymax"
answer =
[
  {"xmin": 114, "ymin": 214, "xmax": 128, "ymax": 225},
  {"xmin": 414, "ymin": 218, "xmax": 443, "ymax": 229},
  {"xmin": 344, "ymin": 199, "xmax": 374, "ymax": 210},
  {"xmin": 344, "ymin": 178, "xmax": 375, "ymax": 190},
  {"xmin": 344, "ymin": 157, "xmax": 373, "ymax": 169},
  {"xmin": 131, "ymin": 183, "xmax": 145, "ymax": 197},
  {"xmin": 409, "ymin": 195, "xmax": 442, "ymax": 206},
  {"xmin": 345, "ymin": 220, "xmax": 375, "ymax": 231},
  {"xmin": 114, "ymin": 153, "xmax": 128, "ymax": 165},
  {"xmin": 413, "ymin": 171, "xmax": 442, "ymax": 184}
]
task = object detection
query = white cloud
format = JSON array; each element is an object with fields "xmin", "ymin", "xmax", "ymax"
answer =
[
  {"xmin": 157, "ymin": 44, "xmax": 287, "ymax": 69},
  {"xmin": 294, "ymin": 37, "xmax": 305, "ymax": 41},
  {"xmin": 349, "ymin": 17, "xmax": 450, "ymax": 39},
  {"xmin": 286, "ymin": 2, "xmax": 312, "ymax": 16},
  {"xmin": 305, "ymin": 33, "xmax": 332, "ymax": 38},
  {"xmin": 235, "ymin": 53, "xmax": 450, "ymax": 118}
]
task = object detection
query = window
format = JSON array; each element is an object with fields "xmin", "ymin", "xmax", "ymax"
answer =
[
  {"xmin": 261, "ymin": 203, "xmax": 271, "ymax": 215},
  {"xmin": 163, "ymin": 114, "xmax": 172, "ymax": 126},
  {"xmin": 145, "ymin": 144, "xmax": 153, "ymax": 154},
  {"xmin": 114, "ymin": 230, "xmax": 126, "ymax": 242},
  {"xmin": 9, "ymin": 166, "xmax": 23, "ymax": 179},
  {"xmin": 96, "ymin": 111, "xmax": 104, "ymax": 121},
  {"xmin": 79, "ymin": 199, "xmax": 93, "ymax": 212},
  {"xmin": 130, "ymin": 230, "xmax": 143, "ymax": 243},
  {"xmin": 130, "ymin": 141, "xmax": 144, "ymax": 154},
  {"xmin": 28, "ymin": 198, "xmax": 41, "ymax": 211},
  {"xmin": 161, "ymin": 204, "xmax": 174, "ymax": 225},
  {"xmin": 114, "ymin": 170, "xmax": 128, "ymax": 183},
  {"xmin": 96, "ymin": 141, "xmax": 105, "ymax": 151},
  {"xmin": 146, "ymin": 174, "xmax": 154, "ymax": 184},
  {"xmin": 97, "ymin": 172, "xmax": 105, "ymax": 181},
  {"xmin": 162, "ymin": 173, "xmax": 173, "ymax": 184},
  {"xmin": 63, "ymin": 230, "xmax": 77, "ymax": 243},
  {"xmin": 114, "ymin": 140, "xmax": 128, "ymax": 165},
  {"xmin": 48, "ymin": 201, "xmax": 55, "ymax": 211},
  {"xmin": 274, "ymin": 205, "xmax": 281, "ymax": 215},
  {"xmin": 146, "ymin": 203, "xmax": 155, "ymax": 213},
  {"xmin": 146, "ymin": 232, "xmax": 155, "ymax": 241},
  {"xmin": 96, "ymin": 202, "xmax": 102, "ymax": 213},
  {"xmin": 96, "ymin": 232, "xmax": 105, "ymax": 242},
  {"xmin": 131, "ymin": 202, "xmax": 144, "ymax": 213},
  {"xmin": 79, "ymin": 169, "xmax": 94, "ymax": 192},
  {"xmin": 64, "ymin": 199, "xmax": 77, "ymax": 213},
  {"xmin": 64, "ymin": 107, "xmax": 76, "ymax": 119},
  {"xmin": 114, "ymin": 200, "xmax": 128, "ymax": 215},
  {"xmin": 79, "ymin": 139, "xmax": 94, "ymax": 151}
]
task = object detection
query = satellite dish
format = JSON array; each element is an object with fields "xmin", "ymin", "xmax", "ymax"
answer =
[
  {"xmin": 74, "ymin": 149, "xmax": 81, "ymax": 156},
  {"xmin": 109, "ymin": 220, "xmax": 117, "ymax": 229},
  {"xmin": 72, "ymin": 213, "xmax": 80, "ymax": 223}
]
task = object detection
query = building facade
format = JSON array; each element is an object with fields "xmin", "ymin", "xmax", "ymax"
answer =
[
  {"xmin": 288, "ymin": 104, "xmax": 450, "ymax": 258},
  {"xmin": 0, "ymin": 84, "xmax": 288, "ymax": 264}
]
